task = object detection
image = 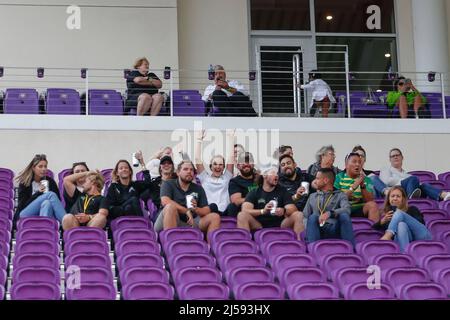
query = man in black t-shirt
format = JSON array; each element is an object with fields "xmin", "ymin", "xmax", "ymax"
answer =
[
  {"xmin": 126, "ymin": 57, "xmax": 164, "ymax": 116},
  {"xmin": 238, "ymin": 167, "xmax": 304, "ymax": 239},
  {"xmin": 62, "ymin": 172, "xmax": 109, "ymax": 231},
  {"xmin": 155, "ymin": 161, "xmax": 220, "ymax": 241},
  {"xmin": 227, "ymin": 152, "xmax": 259, "ymax": 217}
]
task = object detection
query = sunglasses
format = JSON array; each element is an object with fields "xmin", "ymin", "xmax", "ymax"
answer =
[
  {"xmin": 34, "ymin": 154, "xmax": 47, "ymax": 160},
  {"xmin": 345, "ymin": 152, "xmax": 362, "ymax": 162}
]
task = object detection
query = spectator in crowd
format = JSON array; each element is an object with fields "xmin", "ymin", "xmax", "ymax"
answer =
[
  {"xmin": 126, "ymin": 57, "xmax": 164, "ymax": 116},
  {"xmin": 232, "ymin": 143, "xmax": 246, "ymax": 177},
  {"xmin": 202, "ymin": 65, "xmax": 256, "ymax": 117},
  {"xmin": 386, "ymin": 77, "xmax": 426, "ymax": 119},
  {"xmin": 374, "ymin": 186, "xmax": 431, "ymax": 252},
  {"xmin": 372, "ymin": 148, "xmax": 450, "ymax": 201},
  {"xmin": 194, "ymin": 129, "xmax": 235, "ymax": 215},
  {"xmin": 155, "ymin": 161, "xmax": 220, "ymax": 240},
  {"xmin": 279, "ymin": 154, "xmax": 315, "ymax": 212},
  {"xmin": 227, "ymin": 152, "xmax": 259, "ymax": 217},
  {"xmin": 63, "ymin": 162, "xmax": 90, "ymax": 211},
  {"xmin": 334, "ymin": 153, "xmax": 380, "ymax": 222},
  {"xmin": 15, "ymin": 154, "xmax": 65, "ymax": 223},
  {"xmin": 62, "ymin": 172, "xmax": 109, "ymax": 230},
  {"xmin": 237, "ymin": 167, "xmax": 304, "ymax": 239},
  {"xmin": 303, "ymin": 168, "xmax": 354, "ymax": 245},
  {"xmin": 351, "ymin": 145, "xmax": 376, "ymax": 176},
  {"xmin": 106, "ymin": 151, "xmax": 155, "ymax": 221},
  {"xmin": 146, "ymin": 146, "xmax": 173, "ymax": 179},
  {"xmin": 299, "ymin": 70, "xmax": 336, "ymax": 118},
  {"xmin": 307, "ymin": 145, "xmax": 340, "ymax": 178}
]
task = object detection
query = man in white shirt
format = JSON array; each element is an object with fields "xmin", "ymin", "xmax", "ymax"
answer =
[
  {"xmin": 202, "ymin": 65, "xmax": 256, "ymax": 117},
  {"xmin": 300, "ymin": 70, "xmax": 336, "ymax": 117}
]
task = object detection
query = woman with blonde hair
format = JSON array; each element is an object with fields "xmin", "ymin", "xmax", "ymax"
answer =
[
  {"xmin": 373, "ymin": 186, "xmax": 431, "ymax": 252},
  {"xmin": 15, "ymin": 154, "xmax": 66, "ymax": 224},
  {"xmin": 126, "ymin": 57, "xmax": 164, "ymax": 116}
]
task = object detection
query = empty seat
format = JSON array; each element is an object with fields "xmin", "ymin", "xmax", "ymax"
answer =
[
  {"xmin": 17, "ymin": 217, "xmax": 59, "ymax": 231},
  {"xmin": 0, "ymin": 256, "xmax": 8, "ymax": 271},
  {"xmin": 166, "ymin": 240, "xmax": 209, "ymax": 256},
  {"xmin": 4, "ymin": 89, "xmax": 39, "ymax": 114},
  {"xmin": 438, "ymin": 172, "xmax": 450, "ymax": 189},
  {"xmin": 65, "ymin": 240, "xmax": 109, "ymax": 256},
  {"xmin": 209, "ymin": 229, "xmax": 251, "ymax": 252},
  {"xmin": 434, "ymin": 268, "xmax": 450, "ymax": 295},
  {"xmin": 65, "ymin": 253, "xmax": 111, "ymax": 269},
  {"xmin": 69, "ymin": 267, "xmax": 114, "ymax": 284},
  {"xmin": 384, "ymin": 267, "xmax": 430, "ymax": 297},
  {"xmin": 422, "ymin": 254, "xmax": 450, "ymax": 277},
  {"xmin": 354, "ymin": 230, "xmax": 384, "ymax": 243},
  {"xmin": 427, "ymin": 219, "xmax": 450, "ymax": 238},
  {"xmin": 307, "ymin": 240, "xmax": 354, "ymax": 266},
  {"xmin": 220, "ymin": 253, "xmax": 266, "ymax": 274},
  {"xmin": 15, "ymin": 228, "xmax": 58, "ymax": 243},
  {"xmin": 215, "ymin": 240, "xmax": 258, "ymax": 257},
  {"xmin": 234, "ymin": 282, "xmax": 284, "ymax": 300},
  {"xmin": 322, "ymin": 254, "xmax": 365, "ymax": 280},
  {"xmin": 169, "ymin": 253, "xmax": 216, "ymax": 271},
  {"xmin": 117, "ymin": 253, "xmax": 164, "ymax": 271},
  {"xmin": 120, "ymin": 267, "xmax": 170, "ymax": 286},
  {"xmin": 89, "ymin": 96, "xmax": 124, "ymax": 116},
  {"xmin": 440, "ymin": 231, "xmax": 450, "ymax": 252},
  {"xmin": 333, "ymin": 267, "xmax": 374, "ymax": 293},
  {"xmin": 10, "ymin": 282, "xmax": 60, "ymax": 300},
  {"xmin": 440, "ymin": 201, "xmax": 450, "ymax": 214},
  {"xmin": 178, "ymin": 282, "xmax": 229, "ymax": 300},
  {"xmin": 408, "ymin": 171, "xmax": 436, "ymax": 183},
  {"xmin": 0, "ymin": 241, "xmax": 9, "ymax": 257},
  {"xmin": 115, "ymin": 240, "xmax": 160, "ymax": 257},
  {"xmin": 368, "ymin": 254, "xmax": 415, "ymax": 275},
  {"xmin": 400, "ymin": 283, "xmax": 447, "ymax": 300},
  {"xmin": 280, "ymin": 267, "xmax": 326, "ymax": 290},
  {"xmin": 13, "ymin": 267, "xmax": 60, "ymax": 285},
  {"xmin": 254, "ymin": 228, "xmax": 297, "ymax": 244},
  {"xmin": 220, "ymin": 217, "xmax": 237, "ymax": 229},
  {"xmin": 13, "ymin": 253, "xmax": 59, "ymax": 270},
  {"xmin": 261, "ymin": 241, "xmax": 306, "ymax": 265},
  {"xmin": 66, "ymin": 283, "xmax": 116, "ymax": 300},
  {"xmin": 405, "ymin": 241, "xmax": 448, "ymax": 265},
  {"xmin": 0, "ymin": 198, "xmax": 13, "ymax": 210},
  {"xmin": 122, "ymin": 282, "xmax": 174, "ymax": 300},
  {"xmin": 421, "ymin": 209, "xmax": 449, "ymax": 224},
  {"xmin": 63, "ymin": 227, "xmax": 107, "ymax": 244},
  {"xmin": 46, "ymin": 94, "xmax": 81, "ymax": 115},
  {"xmin": 408, "ymin": 199, "xmax": 438, "ymax": 211},
  {"xmin": 173, "ymin": 267, "xmax": 222, "ymax": 286},
  {"xmin": 344, "ymin": 282, "xmax": 395, "ymax": 300},
  {"xmin": 15, "ymin": 240, "xmax": 59, "ymax": 256},
  {"xmin": 159, "ymin": 228, "xmax": 203, "ymax": 250},
  {"xmin": 172, "ymin": 101, "xmax": 206, "ymax": 116},
  {"xmin": 110, "ymin": 216, "xmax": 152, "ymax": 232},
  {"xmin": 114, "ymin": 228, "xmax": 157, "ymax": 243},
  {"xmin": 351, "ymin": 218, "xmax": 374, "ymax": 231},
  {"xmin": 272, "ymin": 254, "xmax": 316, "ymax": 276},
  {"xmin": 0, "ymin": 229, "xmax": 11, "ymax": 243},
  {"xmin": 288, "ymin": 282, "xmax": 339, "ymax": 300},
  {"xmin": 227, "ymin": 267, "xmax": 274, "ymax": 289},
  {"xmin": 356, "ymin": 240, "xmax": 400, "ymax": 263}
]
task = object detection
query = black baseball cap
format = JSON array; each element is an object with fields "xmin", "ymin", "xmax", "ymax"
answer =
[{"xmin": 160, "ymin": 156, "xmax": 174, "ymax": 165}]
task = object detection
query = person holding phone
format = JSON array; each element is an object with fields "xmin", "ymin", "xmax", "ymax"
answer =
[
  {"xmin": 15, "ymin": 154, "xmax": 65, "ymax": 224},
  {"xmin": 126, "ymin": 57, "xmax": 164, "ymax": 116},
  {"xmin": 374, "ymin": 186, "xmax": 431, "ymax": 252},
  {"xmin": 386, "ymin": 76, "xmax": 426, "ymax": 119}
]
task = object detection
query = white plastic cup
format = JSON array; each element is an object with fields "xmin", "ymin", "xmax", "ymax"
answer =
[
  {"xmin": 301, "ymin": 182, "xmax": 310, "ymax": 195},
  {"xmin": 132, "ymin": 153, "xmax": 139, "ymax": 167},
  {"xmin": 269, "ymin": 200, "xmax": 277, "ymax": 215},
  {"xmin": 41, "ymin": 180, "xmax": 49, "ymax": 193},
  {"xmin": 186, "ymin": 195, "xmax": 194, "ymax": 209}
]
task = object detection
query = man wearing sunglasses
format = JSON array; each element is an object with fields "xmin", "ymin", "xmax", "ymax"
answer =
[{"xmin": 386, "ymin": 76, "xmax": 426, "ymax": 119}]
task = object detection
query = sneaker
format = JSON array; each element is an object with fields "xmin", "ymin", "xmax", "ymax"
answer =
[
  {"xmin": 444, "ymin": 193, "xmax": 450, "ymax": 201},
  {"xmin": 409, "ymin": 188, "xmax": 422, "ymax": 199}
]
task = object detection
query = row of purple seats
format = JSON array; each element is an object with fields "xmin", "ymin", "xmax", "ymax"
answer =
[{"xmin": 45, "ymin": 88, "xmax": 81, "ymax": 115}]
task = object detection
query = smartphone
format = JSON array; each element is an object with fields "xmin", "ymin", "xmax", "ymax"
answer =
[{"xmin": 390, "ymin": 205, "xmax": 397, "ymax": 212}]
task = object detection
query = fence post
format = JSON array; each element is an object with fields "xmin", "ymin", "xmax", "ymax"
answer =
[
  {"xmin": 345, "ymin": 51, "xmax": 351, "ymax": 119},
  {"xmin": 441, "ymin": 72, "xmax": 447, "ymax": 119},
  {"xmin": 256, "ymin": 50, "xmax": 263, "ymax": 117},
  {"xmin": 85, "ymin": 69, "xmax": 89, "ymax": 116}
]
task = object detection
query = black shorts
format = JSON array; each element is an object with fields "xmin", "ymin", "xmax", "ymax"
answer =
[{"xmin": 255, "ymin": 216, "xmax": 283, "ymax": 228}]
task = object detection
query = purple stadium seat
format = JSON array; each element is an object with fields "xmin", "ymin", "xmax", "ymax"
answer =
[
  {"xmin": 0, "ymin": 168, "xmax": 14, "ymax": 180},
  {"xmin": 13, "ymin": 267, "xmax": 60, "ymax": 285},
  {"xmin": 110, "ymin": 216, "xmax": 152, "ymax": 232},
  {"xmin": 120, "ymin": 267, "xmax": 170, "ymax": 286},
  {"xmin": 46, "ymin": 93, "xmax": 81, "ymax": 115},
  {"xmin": 344, "ymin": 283, "xmax": 395, "ymax": 300},
  {"xmin": 172, "ymin": 101, "xmax": 206, "ymax": 116},
  {"xmin": 322, "ymin": 254, "xmax": 365, "ymax": 280},
  {"xmin": 368, "ymin": 254, "xmax": 415, "ymax": 276},
  {"xmin": 422, "ymin": 254, "xmax": 450, "ymax": 276},
  {"xmin": 280, "ymin": 267, "xmax": 326, "ymax": 290},
  {"xmin": 209, "ymin": 228, "xmax": 252, "ymax": 252},
  {"xmin": 288, "ymin": 282, "xmax": 339, "ymax": 300},
  {"xmin": 65, "ymin": 253, "xmax": 111, "ymax": 269},
  {"xmin": 100, "ymin": 169, "xmax": 113, "ymax": 181},
  {"xmin": 408, "ymin": 171, "xmax": 437, "ymax": 183},
  {"xmin": 73, "ymin": 267, "xmax": 114, "ymax": 284},
  {"xmin": 220, "ymin": 217, "xmax": 237, "ymax": 229},
  {"xmin": 0, "ymin": 197, "xmax": 13, "ymax": 210},
  {"xmin": 17, "ymin": 217, "xmax": 59, "ymax": 231},
  {"xmin": 424, "ymin": 180, "xmax": 447, "ymax": 190},
  {"xmin": 89, "ymin": 95, "xmax": 124, "ymax": 116},
  {"xmin": 117, "ymin": 253, "xmax": 164, "ymax": 271},
  {"xmin": 421, "ymin": 209, "xmax": 449, "ymax": 224},
  {"xmin": 272, "ymin": 254, "xmax": 315, "ymax": 276},
  {"xmin": 333, "ymin": 267, "xmax": 372, "ymax": 293},
  {"xmin": 0, "ymin": 208, "xmax": 12, "ymax": 220},
  {"xmin": 178, "ymin": 282, "xmax": 229, "ymax": 300},
  {"xmin": 0, "ymin": 229, "xmax": 10, "ymax": 243},
  {"xmin": 220, "ymin": 253, "xmax": 266, "ymax": 274},
  {"xmin": 438, "ymin": 172, "xmax": 450, "ymax": 189},
  {"xmin": 15, "ymin": 228, "xmax": 58, "ymax": 243},
  {"xmin": 435, "ymin": 268, "xmax": 450, "ymax": 295},
  {"xmin": 15, "ymin": 240, "xmax": 59, "ymax": 256},
  {"xmin": 122, "ymin": 282, "xmax": 174, "ymax": 300},
  {"xmin": 63, "ymin": 227, "xmax": 107, "ymax": 244},
  {"xmin": 405, "ymin": 241, "xmax": 448, "ymax": 266},
  {"xmin": 427, "ymin": 219, "xmax": 450, "ymax": 238},
  {"xmin": 13, "ymin": 253, "xmax": 59, "ymax": 270},
  {"xmin": 0, "ymin": 255, "xmax": 8, "ymax": 271},
  {"xmin": 227, "ymin": 267, "xmax": 274, "ymax": 289},
  {"xmin": 114, "ymin": 228, "xmax": 157, "ymax": 243},
  {"xmin": 254, "ymin": 228, "xmax": 297, "ymax": 244},
  {"xmin": 307, "ymin": 240, "xmax": 354, "ymax": 266},
  {"xmin": 65, "ymin": 240, "xmax": 109, "ymax": 256},
  {"xmin": 0, "ymin": 269, "xmax": 5, "ymax": 287},
  {"xmin": 356, "ymin": 240, "xmax": 400, "ymax": 264},
  {"xmin": 354, "ymin": 230, "xmax": 384, "ymax": 243},
  {"xmin": 351, "ymin": 218, "xmax": 374, "ymax": 231},
  {"xmin": 115, "ymin": 240, "xmax": 160, "ymax": 257},
  {"xmin": 440, "ymin": 231, "xmax": 450, "ymax": 252},
  {"xmin": 166, "ymin": 240, "xmax": 209, "ymax": 256},
  {"xmin": 159, "ymin": 228, "xmax": 203, "ymax": 250},
  {"xmin": 88, "ymin": 89, "xmax": 121, "ymax": 98},
  {"xmin": 215, "ymin": 240, "xmax": 258, "ymax": 257},
  {"xmin": 261, "ymin": 241, "xmax": 306, "ymax": 265},
  {"xmin": 234, "ymin": 282, "xmax": 284, "ymax": 300},
  {"xmin": 169, "ymin": 253, "xmax": 216, "ymax": 271},
  {"xmin": 0, "ymin": 241, "xmax": 9, "ymax": 257},
  {"xmin": 384, "ymin": 267, "xmax": 430, "ymax": 297},
  {"xmin": 10, "ymin": 283, "xmax": 60, "ymax": 300},
  {"xmin": 4, "ymin": 89, "xmax": 39, "ymax": 114},
  {"xmin": 173, "ymin": 267, "xmax": 222, "ymax": 286},
  {"xmin": 0, "ymin": 188, "xmax": 13, "ymax": 199},
  {"xmin": 66, "ymin": 283, "xmax": 116, "ymax": 300},
  {"xmin": 400, "ymin": 283, "xmax": 447, "ymax": 300},
  {"xmin": 408, "ymin": 199, "xmax": 438, "ymax": 211},
  {"xmin": 440, "ymin": 201, "xmax": 450, "ymax": 214},
  {"xmin": 373, "ymin": 198, "xmax": 385, "ymax": 208}
]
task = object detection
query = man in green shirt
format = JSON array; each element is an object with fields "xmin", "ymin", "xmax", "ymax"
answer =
[
  {"xmin": 334, "ymin": 153, "xmax": 380, "ymax": 222},
  {"xmin": 386, "ymin": 77, "xmax": 426, "ymax": 119}
]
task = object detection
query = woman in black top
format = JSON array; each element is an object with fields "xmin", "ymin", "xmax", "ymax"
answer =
[
  {"xmin": 126, "ymin": 57, "xmax": 164, "ymax": 116},
  {"xmin": 15, "ymin": 154, "xmax": 65, "ymax": 224},
  {"xmin": 63, "ymin": 162, "xmax": 90, "ymax": 211},
  {"xmin": 374, "ymin": 186, "xmax": 432, "ymax": 252},
  {"xmin": 106, "ymin": 151, "xmax": 155, "ymax": 221}
]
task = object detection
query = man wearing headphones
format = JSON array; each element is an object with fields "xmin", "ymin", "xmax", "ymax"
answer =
[{"xmin": 299, "ymin": 70, "xmax": 335, "ymax": 117}]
